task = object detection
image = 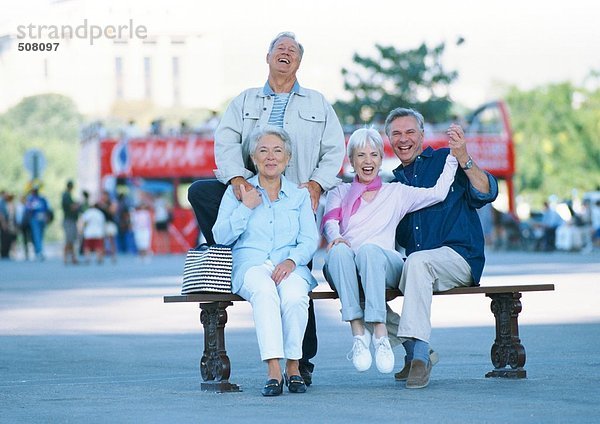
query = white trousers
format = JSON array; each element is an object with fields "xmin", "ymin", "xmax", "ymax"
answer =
[
  {"xmin": 324, "ymin": 243, "xmax": 403, "ymax": 323},
  {"xmin": 238, "ymin": 262, "xmax": 310, "ymax": 361},
  {"xmin": 394, "ymin": 246, "xmax": 473, "ymax": 343}
]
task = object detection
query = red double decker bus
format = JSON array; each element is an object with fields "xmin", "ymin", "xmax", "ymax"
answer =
[
  {"xmin": 79, "ymin": 100, "xmax": 515, "ymax": 253},
  {"xmin": 79, "ymin": 133, "xmax": 216, "ymax": 253}
]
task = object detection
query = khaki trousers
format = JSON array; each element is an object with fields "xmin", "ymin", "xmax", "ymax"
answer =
[{"xmin": 382, "ymin": 246, "xmax": 473, "ymax": 345}]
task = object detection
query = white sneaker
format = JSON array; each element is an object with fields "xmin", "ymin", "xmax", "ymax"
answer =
[
  {"xmin": 373, "ymin": 335, "xmax": 395, "ymax": 374},
  {"xmin": 347, "ymin": 330, "xmax": 372, "ymax": 372}
]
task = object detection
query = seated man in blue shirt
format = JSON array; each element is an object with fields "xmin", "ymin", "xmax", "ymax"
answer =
[{"xmin": 384, "ymin": 108, "xmax": 498, "ymax": 389}]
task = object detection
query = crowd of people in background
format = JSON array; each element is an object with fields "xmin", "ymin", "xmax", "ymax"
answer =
[
  {"xmin": 0, "ymin": 180, "xmax": 173, "ymax": 264},
  {"xmin": 485, "ymin": 194, "xmax": 600, "ymax": 253},
  {"xmin": 1, "ymin": 183, "xmax": 599, "ymax": 265},
  {"xmin": 1, "ymin": 182, "xmax": 52, "ymax": 261},
  {"xmin": 83, "ymin": 109, "xmax": 221, "ymax": 143}
]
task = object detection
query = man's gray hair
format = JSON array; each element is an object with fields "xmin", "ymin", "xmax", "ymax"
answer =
[
  {"xmin": 268, "ymin": 32, "xmax": 304, "ymax": 60},
  {"xmin": 248, "ymin": 125, "xmax": 293, "ymax": 157},
  {"xmin": 384, "ymin": 108, "xmax": 425, "ymax": 138},
  {"xmin": 347, "ymin": 127, "xmax": 384, "ymax": 160}
]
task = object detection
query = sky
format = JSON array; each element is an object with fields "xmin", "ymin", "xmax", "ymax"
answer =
[{"xmin": 2, "ymin": 0, "xmax": 600, "ymax": 108}]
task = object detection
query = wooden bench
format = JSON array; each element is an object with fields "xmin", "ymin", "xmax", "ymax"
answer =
[{"xmin": 164, "ymin": 283, "xmax": 555, "ymax": 392}]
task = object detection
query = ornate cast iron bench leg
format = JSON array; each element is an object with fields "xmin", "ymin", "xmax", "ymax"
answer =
[
  {"xmin": 485, "ymin": 292, "xmax": 527, "ymax": 378},
  {"xmin": 198, "ymin": 302, "xmax": 241, "ymax": 392}
]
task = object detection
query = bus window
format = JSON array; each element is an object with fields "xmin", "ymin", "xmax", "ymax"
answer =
[
  {"xmin": 468, "ymin": 104, "xmax": 504, "ymax": 135},
  {"xmin": 176, "ymin": 182, "xmax": 193, "ymax": 209},
  {"xmin": 493, "ymin": 179, "xmax": 510, "ymax": 214}
]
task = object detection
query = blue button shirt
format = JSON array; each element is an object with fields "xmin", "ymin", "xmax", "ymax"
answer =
[
  {"xmin": 212, "ymin": 174, "xmax": 319, "ymax": 293},
  {"xmin": 393, "ymin": 147, "xmax": 498, "ymax": 284},
  {"xmin": 25, "ymin": 193, "xmax": 50, "ymax": 222},
  {"xmin": 263, "ymin": 81, "xmax": 300, "ymax": 128}
]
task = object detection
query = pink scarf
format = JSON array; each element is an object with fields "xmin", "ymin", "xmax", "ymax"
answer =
[{"xmin": 321, "ymin": 176, "xmax": 382, "ymax": 234}]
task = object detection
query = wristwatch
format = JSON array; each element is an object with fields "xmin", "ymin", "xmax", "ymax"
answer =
[{"xmin": 462, "ymin": 156, "xmax": 474, "ymax": 170}]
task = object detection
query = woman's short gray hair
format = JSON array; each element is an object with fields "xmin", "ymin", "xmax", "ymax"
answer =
[
  {"xmin": 268, "ymin": 32, "xmax": 304, "ymax": 60},
  {"xmin": 347, "ymin": 127, "xmax": 384, "ymax": 160},
  {"xmin": 248, "ymin": 125, "xmax": 293, "ymax": 157},
  {"xmin": 384, "ymin": 108, "xmax": 425, "ymax": 138}
]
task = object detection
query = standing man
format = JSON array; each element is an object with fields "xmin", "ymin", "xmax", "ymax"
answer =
[
  {"xmin": 25, "ymin": 182, "xmax": 51, "ymax": 262},
  {"xmin": 0, "ymin": 191, "xmax": 17, "ymax": 259},
  {"xmin": 0, "ymin": 190, "xmax": 9, "ymax": 259},
  {"xmin": 384, "ymin": 108, "xmax": 498, "ymax": 389},
  {"xmin": 188, "ymin": 32, "xmax": 345, "ymax": 386},
  {"xmin": 61, "ymin": 180, "xmax": 81, "ymax": 265},
  {"xmin": 540, "ymin": 201, "xmax": 564, "ymax": 251}
]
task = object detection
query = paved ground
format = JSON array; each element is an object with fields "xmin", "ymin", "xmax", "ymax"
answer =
[{"xmin": 1, "ymin": 249, "xmax": 599, "ymax": 423}]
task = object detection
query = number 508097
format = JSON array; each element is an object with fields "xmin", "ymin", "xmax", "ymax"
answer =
[{"xmin": 18, "ymin": 42, "xmax": 59, "ymax": 52}]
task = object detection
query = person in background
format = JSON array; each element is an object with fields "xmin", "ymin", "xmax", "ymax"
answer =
[
  {"xmin": 15, "ymin": 194, "xmax": 31, "ymax": 260},
  {"xmin": 0, "ymin": 190, "xmax": 7, "ymax": 258},
  {"xmin": 188, "ymin": 32, "xmax": 345, "ymax": 385},
  {"xmin": 78, "ymin": 190, "xmax": 91, "ymax": 257},
  {"xmin": 80, "ymin": 202, "xmax": 106, "ymax": 265},
  {"xmin": 540, "ymin": 201, "xmax": 564, "ymax": 251},
  {"xmin": 25, "ymin": 183, "xmax": 51, "ymax": 261},
  {"xmin": 150, "ymin": 119, "xmax": 163, "ymax": 136},
  {"xmin": 179, "ymin": 120, "xmax": 191, "ymax": 135},
  {"xmin": 98, "ymin": 191, "xmax": 118, "ymax": 263},
  {"xmin": 115, "ymin": 192, "xmax": 135, "ymax": 254},
  {"xmin": 123, "ymin": 120, "xmax": 142, "ymax": 139},
  {"xmin": 0, "ymin": 191, "xmax": 17, "ymax": 259},
  {"xmin": 153, "ymin": 195, "xmax": 171, "ymax": 254},
  {"xmin": 213, "ymin": 126, "xmax": 319, "ymax": 396},
  {"xmin": 131, "ymin": 202, "xmax": 153, "ymax": 263},
  {"xmin": 61, "ymin": 180, "xmax": 81, "ymax": 265},
  {"xmin": 592, "ymin": 200, "xmax": 600, "ymax": 249},
  {"xmin": 196, "ymin": 111, "xmax": 220, "ymax": 136}
]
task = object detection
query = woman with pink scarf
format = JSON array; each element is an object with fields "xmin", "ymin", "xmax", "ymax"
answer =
[{"xmin": 321, "ymin": 127, "xmax": 457, "ymax": 374}]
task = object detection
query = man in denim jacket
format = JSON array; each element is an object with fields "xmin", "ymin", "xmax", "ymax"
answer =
[
  {"xmin": 384, "ymin": 108, "xmax": 498, "ymax": 389},
  {"xmin": 188, "ymin": 32, "xmax": 345, "ymax": 386}
]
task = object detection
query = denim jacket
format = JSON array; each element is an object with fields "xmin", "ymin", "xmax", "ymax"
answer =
[
  {"xmin": 214, "ymin": 82, "xmax": 345, "ymax": 192},
  {"xmin": 212, "ymin": 175, "xmax": 319, "ymax": 294},
  {"xmin": 393, "ymin": 147, "xmax": 498, "ymax": 284}
]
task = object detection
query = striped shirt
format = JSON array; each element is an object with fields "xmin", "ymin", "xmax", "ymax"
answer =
[{"xmin": 268, "ymin": 93, "xmax": 291, "ymax": 128}]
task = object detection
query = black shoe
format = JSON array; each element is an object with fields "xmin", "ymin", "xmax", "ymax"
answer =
[
  {"xmin": 298, "ymin": 362, "xmax": 313, "ymax": 387},
  {"xmin": 284, "ymin": 373, "xmax": 307, "ymax": 394},
  {"xmin": 261, "ymin": 378, "xmax": 284, "ymax": 397}
]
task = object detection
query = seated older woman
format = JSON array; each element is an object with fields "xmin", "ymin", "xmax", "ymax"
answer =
[
  {"xmin": 322, "ymin": 127, "xmax": 457, "ymax": 374},
  {"xmin": 213, "ymin": 126, "xmax": 319, "ymax": 396}
]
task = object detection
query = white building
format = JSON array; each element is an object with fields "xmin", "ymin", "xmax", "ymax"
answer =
[{"xmin": 0, "ymin": 0, "xmax": 272, "ymax": 116}]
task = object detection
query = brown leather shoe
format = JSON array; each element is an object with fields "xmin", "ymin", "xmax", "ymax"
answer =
[
  {"xmin": 394, "ymin": 358, "xmax": 411, "ymax": 381},
  {"xmin": 395, "ymin": 350, "xmax": 439, "ymax": 381},
  {"xmin": 406, "ymin": 359, "xmax": 432, "ymax": 389}
]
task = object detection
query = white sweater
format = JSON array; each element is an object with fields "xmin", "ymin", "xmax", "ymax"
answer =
[{"xmin": 323, "ymin": 155, "xmax": 458, "ymax": 253}]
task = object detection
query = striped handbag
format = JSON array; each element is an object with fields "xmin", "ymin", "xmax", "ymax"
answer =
[{"xmin": 181, "ymin": 244, "xmax": 233, "ymax": 294}]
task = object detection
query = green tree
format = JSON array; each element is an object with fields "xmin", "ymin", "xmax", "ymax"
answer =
[
  {"xmin": 1, "ymin": 94, "xmax": 80, "ymax": 141},
  {"xmin": 0, "ymin": 94, "xmax": 82, "ymax": 241},
  {"xmin": 505, "ymin": 79, "xmax": 600, "ymax": 206},
  {"xmin": 334, "ymin": 42, "xmax": 459, "ymax": 126}
]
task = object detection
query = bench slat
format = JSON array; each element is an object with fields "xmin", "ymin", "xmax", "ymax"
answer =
[{"xmin": 164, "ymin": 284, "xmax": 554, "ymax": 303}]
